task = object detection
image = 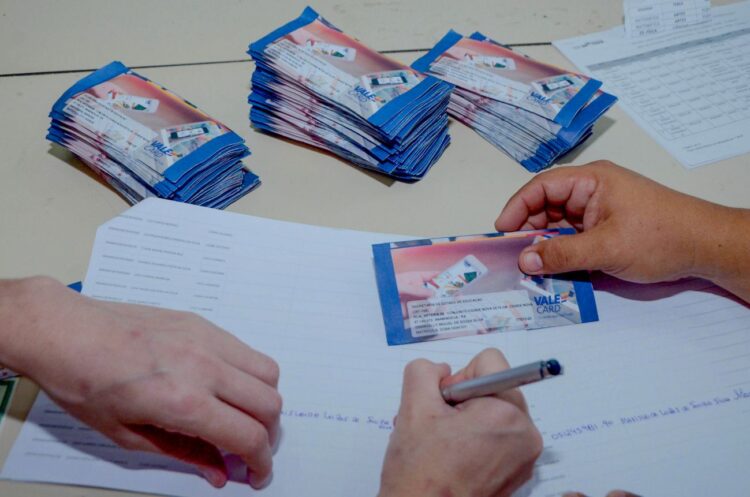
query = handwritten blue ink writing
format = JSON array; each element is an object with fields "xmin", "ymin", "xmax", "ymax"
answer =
[
  {"xmin": 549, "ymin": 389, "xmax": 749, "ymax": 441},
  {"xmin": 281, "ymin": 409, "xmax": 392, "ymax": 430}
]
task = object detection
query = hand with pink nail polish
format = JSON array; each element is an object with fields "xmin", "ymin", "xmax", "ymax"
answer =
[
  {"xmin": 378, "ymin": 349, "xmax": 542, "ymax": 497},
  {"xmin": 0, "ymin": 276, "xmax": 282, "ymax": 489},
  {"xmin": 495, "ymin": 161, "xmax": 750, "ymax": 303}
]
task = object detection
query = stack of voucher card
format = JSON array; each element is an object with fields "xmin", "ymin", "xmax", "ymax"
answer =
[
  {"xmin": 412, "ymin": 31, "xmax": 617, "ymax": 172},
  {"xmin": 47, "ymin": 61, "xmax": 259, "ymax": 208},
  {"xmin": 248, "ymin": 7, "xmax": 453, "ymax": 181}
]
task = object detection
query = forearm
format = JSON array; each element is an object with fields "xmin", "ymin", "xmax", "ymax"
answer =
[
  {"xmin": 0, "ymin": 276, "xmax": 68, "ymax": 376},
  {"xmin": 691, "ymin": 205, "xmax": 750, "ymax": 303}
]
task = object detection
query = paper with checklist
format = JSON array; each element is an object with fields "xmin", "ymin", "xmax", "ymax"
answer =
[
  {"xmin": 2, "ymin": 198, "xmax": 750, "ymax": 497},
  {"xmin": 624, "ymin": 0, "xmax": 712, "ymax": 38},
  {"xmin": 554, "ymin": 1, "xmax": 750, "ymax": 168}
]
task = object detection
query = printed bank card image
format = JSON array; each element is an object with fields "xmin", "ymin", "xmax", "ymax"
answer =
[
  {"xmin": 533, "ymin": 74, "xmax": 579, "ymax": 96},
  {"xmin": 159, "ymin": 121, "xmax": 223, "ymax": 164},
  {"xmin": 304, "ymin": 40, "xmax": 357, "ymax": 61},
  {"xmin": 359, "ymin": 70, "xmax": 422, "ymax": 112},
  {"xmin": 464, "ymin": 54, "xmax": 516, "ymax": 70},
  {"xmin": 372, "ymin": 229, "xmax": 598, "ymax": 345},
  {"xmin": 425, "ymin": 255, "xmax": 488, "ymax": 298},
  {"xmin": 103, "ymin": 93, "xmax": 160, "ymax": 113}
]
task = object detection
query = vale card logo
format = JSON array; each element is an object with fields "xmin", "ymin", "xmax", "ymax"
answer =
[
  {"xmin": 350, "ymin": 85, "xmax": 376, "ymax": 102},
  {"xmin": 145, "ymin": 140, "xmax": 174, "ymax": 157},
  {"xmin": 533, "ymin": 292, "xmax": 571, "ymax": 313},
  {"xmin": 528, "ymin": 91, "xmax": 552, "ymax": 105}
]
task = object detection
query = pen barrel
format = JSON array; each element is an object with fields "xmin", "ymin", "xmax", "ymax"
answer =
[{"xmin": 442, "ymin": 361, "xmax": 546, "ymax": 404}]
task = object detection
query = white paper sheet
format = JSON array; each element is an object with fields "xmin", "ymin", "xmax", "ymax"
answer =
[
  {"xmin": 624, "ymin": 0, "xmax": 712, "ymax": 38},
  {"xmin": 2, "ymin": 198, "xmax": 750, "ymax": 496},
  {"xmin": 554, "ymin": 1, "xmax": 750, "ymax": 168}
]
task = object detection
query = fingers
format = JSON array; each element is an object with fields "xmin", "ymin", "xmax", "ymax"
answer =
[
  {"xmin": 116, "ymin": 425, "xmax": 228, "ymax": 488},
  {"xmin": 400, "ymin": 359, "xmax": 451, "ymax": 415},
  {"xmin": 495, "ymin": 166, "xmax": 599, "ymax": 232},
  {"xmin": 224, "ymin": 345, "xmax": 280, "ymax": 389},
  {"xmin": 495, "ymin": 179, "xmax": 550, "ymax": 232},
  {"xmin": 215, "ymin": 365, "xmax": 283, "ymax": 446},
  {"xmin": 441, "ymin": 348, "xmax": 528, "ymax": 414},
  {"xmin": 441, "ymin": 348, "xmax": 510, "ymax": 387},
  {"xmin": 198, "ymin": 321, "xmax": 281, "ymax": 388},
  {"xmin": 196, "ymin": 399, "xmax": 275, "ymax": 489},
  {"xmin": 519, "ymin": 227, "xmax": 612, "ymax": 275},
  {"xmin": 136, "ymin": 394, "xmax": 275, "ymax": 489}
]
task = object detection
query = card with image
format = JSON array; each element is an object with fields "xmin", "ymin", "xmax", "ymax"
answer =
[
  {"xmin": 104, "ymin": 93, "xmax": 160, "ymax": 113},
  {"xmin": 304, "ymin": 40, "xmax": 357, "ymax": 61},
  {"xmin": 464, "ymin": 54, "xmax": 516, "ymax": 70},
  {"xmin": 372, "ymin": 229, "xmax": 599, "ymax": 345}
]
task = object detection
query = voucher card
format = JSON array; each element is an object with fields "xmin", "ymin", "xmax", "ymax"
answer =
[{"xmin": 372, "ymin": 229, "xmax": 599, "ymax": 345}]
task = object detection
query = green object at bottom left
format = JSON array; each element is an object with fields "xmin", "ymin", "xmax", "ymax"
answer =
[{"xmin": 0, "ymin": 379, "xmax": 18, "ymax": 426}]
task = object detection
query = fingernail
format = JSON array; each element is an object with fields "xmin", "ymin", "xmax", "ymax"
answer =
[
  {"xmin": 248, "ymin": 470, "xmax": 272, "ymax": 489},
  {"xmin": 200, "ymin": 468, "xmax": 227, "ymax": 488},
  {"xmin": 521, "ymin": 250, "xmax": 543, "ymax": 273}
]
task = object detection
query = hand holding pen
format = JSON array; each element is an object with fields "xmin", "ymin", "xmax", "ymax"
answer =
[{"xmin": 377, "ymin": 348, "xmax": 543, "ymax": 497}]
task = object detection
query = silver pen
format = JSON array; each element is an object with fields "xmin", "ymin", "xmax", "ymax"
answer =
[{"xmin": 441, "ymin": 359, "xmax": 563, "ymax": 404}]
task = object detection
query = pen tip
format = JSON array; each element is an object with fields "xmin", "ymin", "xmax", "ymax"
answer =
[{"xmin": 545, "ymin": 359, "xmax": 562, "ymax": 376}]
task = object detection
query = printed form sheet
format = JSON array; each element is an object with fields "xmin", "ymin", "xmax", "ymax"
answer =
[
  {"xmin": 624, "ymin": 0, "xmax": 712, "ymax": 38},
  {"xmin": 554, "ymin": 1, "xmax": 750, "ymax": 168},
  {"xmin": 2, "ymin": 198, "xmax": 750, "ymax": 497}
]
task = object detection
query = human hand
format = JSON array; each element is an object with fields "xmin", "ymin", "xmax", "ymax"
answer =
[
  {"xmin": 4, "ymin": 277, "xmax": 281, "ymax": 489},
  {"xmin": 563, "ymin": 491, "xmax": 640, "ymax": 497},
  {"xmin": 378, "ymin": 348, "xmax": 542, "ymax": 497},
  {"xmin": 495, "ymin": 161, "xmax": 747, "ymax": 290},
  {"xmin": 395, "ymin": 270, "xmax": 439, "ymax": 300}
]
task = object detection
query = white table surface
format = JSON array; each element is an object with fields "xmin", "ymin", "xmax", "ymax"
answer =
[{"xmin": 0, "ymin": 1, "xmax": 747, "ymax": 496}]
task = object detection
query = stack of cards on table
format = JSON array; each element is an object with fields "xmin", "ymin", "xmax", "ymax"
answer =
[
  {"xmin": 248, "ymin": 7, "xmax": 453, "ymax": 181},
  {"xmin": 47, "ymin": 61, "xmax": 259, "ymax": 208},
  {"xmin": 412, "ymin": 31, "xmax": 618, "ymax": 172}
]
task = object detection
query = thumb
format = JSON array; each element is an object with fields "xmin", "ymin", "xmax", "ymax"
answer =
[{"xmin": 519, "ymin": 229, "xmax": 609, "ymax": 275}]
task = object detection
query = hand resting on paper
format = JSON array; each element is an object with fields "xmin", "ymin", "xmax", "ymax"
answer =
[
  {"xmin": 495, "ymin": 160, "xmax": 750, "ymax": 303},
  {"xmin": 0, "ymin": 276, "xmax": 281, "ymax": 489},
  {"xmin": 378, "ymin": 348, "xmax": 542, "ymax": 497}
]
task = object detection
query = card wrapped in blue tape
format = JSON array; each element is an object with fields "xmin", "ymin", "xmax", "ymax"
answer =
[
  {"xmin": 248, "ymin": 7, "xmax": 453, "ymax": 181},
  {"xmin": 47, "ymin": 61, "xmax": 260, "ymax": 208},
  {"xmin": 372, "ymin": 229, "xmax": 599, "ymax": 345},
  {"xmin": 412, "ymin": 31, "xmax": 617, "ymax": 172}
]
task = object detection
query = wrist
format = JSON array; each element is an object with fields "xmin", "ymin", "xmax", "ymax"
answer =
[
  {"xmin": 691, "ymin": 205, "xmax": 743, "ymax": 279},
  {"xmin": 0, "ymin": 276, "xmax": 69, "ymax": 376},
  {"xmin": 692, "ymin": 206, "xmax": 750, "ymax": 300},
  {"xmin": 377, "ymin": 473, "xmax": 449, "ymax": 497}
]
